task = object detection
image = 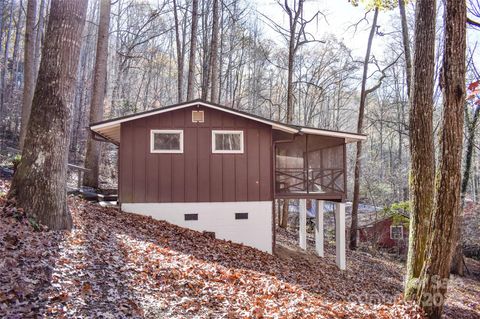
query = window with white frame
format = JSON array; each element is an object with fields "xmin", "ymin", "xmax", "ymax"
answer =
[
  {"xmin": 212, "ymin": 130, "xmax": 244, "ymax": 153},
  {"xmin": 150, "ymin": 130, "xmax": 183, "ymax": 153},
  {"xmin": 390, "ymin": 225, "xmax": 403, "ymax": 240}
]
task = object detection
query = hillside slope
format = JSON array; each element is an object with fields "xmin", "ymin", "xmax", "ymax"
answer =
[{"xmin": 0, "ymin": 180, "xmax": 478, "ymax": 318}]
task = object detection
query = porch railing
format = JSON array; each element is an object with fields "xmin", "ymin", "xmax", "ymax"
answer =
[{"xmin": 275, "ymin": 168, "xmax": 344, "ymax": 194}]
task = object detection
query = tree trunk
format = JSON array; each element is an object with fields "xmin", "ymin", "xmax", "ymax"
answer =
[
  {"xmin": 34, "ymin": 0, "xmax": 46, "ymax": 76},
  {"xmin": 9, "ymin": 0, "xmax": 88, "ymax": 230},
  {"xmin": 404, "ymin": 0, "xmax": 437, "ymax": 300},
  {"xmin": 281, "ymin": 0, "xmax": 305, "ymax": 229},
  {"xmin": 451, "ymin": 105, "xmax": 479, "ymax": 276},
  {"xmin": 186, "ymin": 0, "xmax": 198, "ymax": 101},
  {"xmin": 209, "ymin": 0, "xmax": 219, "ymax": 103},
  {"xmin": 350, "ymin": 7, "xmax": 378, "ymax": 251},
  {"xmin": 83, "ymin": 0, "xmax": 111, "ymax": 189},
  {"xmin": 200, "ymin": 0, "xmax": 210, "ymax": 101},
  {"xmin": 19, "ymin": 0, "xmax": 37, "ymax": 150},
  {"xmin": 6, "ymin": 1, "xmax": 23, "ymax": 112},
  {"xmin": 398, "ymin": 0, "xmax": 412, "ymax": 97},
  {"xmin": 416, "ymin": 1, "xmax": 466, "ymax": 317},
  {"xmin": 280, "ymin": 199, "xmax": 288, "ymax": 228},
  {"xmin": 173, "ymin": 0, "xmax": 184, "ymax": 103},
  {"xmin": 0, "ymin": 3, "xmax": 14, "ymax": 128}
]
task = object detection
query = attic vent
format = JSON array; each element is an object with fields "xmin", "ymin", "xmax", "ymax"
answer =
[{"xmin": 192, "ymin": 110, "xmax": 204, "ymax": 123}]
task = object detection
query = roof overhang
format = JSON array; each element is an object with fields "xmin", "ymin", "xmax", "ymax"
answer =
[
  {"xmin": 90, "ymin": 100, "xmax": 366, "ymax": 144},
  {"xmin": 299, "ymin": 127, "xmax": 367, "ymax": 143}
]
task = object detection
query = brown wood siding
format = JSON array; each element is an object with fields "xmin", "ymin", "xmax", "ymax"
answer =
[{"xmin": 119, "ymin": 105, "xmax": 273, "ymax": 203}]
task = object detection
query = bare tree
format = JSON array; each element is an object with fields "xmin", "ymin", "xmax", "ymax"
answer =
[
  {"xmin": 350, "ymin": 7, "xmax": 378, "ymax": 250},
  {"xmin": 34, "ymin": 0, "xmax": 47, "ymax": 75},
  {"xmin": 209, "ymin": 0, "xmax": 220, "ymax": 103},
  {"xmin": 186, "ymin": 0, "xmax": 199, "ymax": 100},
  {"xmin": 398, "ymin": 0, "xmax": 412, "ymax": 96},
  {"xmin": 83, "ymin": 0, "xmax": 112, "ymax": 189},
  {"xmin": 19, "ymin": 0, "xmax": 37, "ymax": 150},
  {"xmin": 173, "ymin": 0, "xmax": 185, "ymax": 103},
  {"xmin": 263, "ymin": 0, "xmax": 322, "ymax": 228},
  {"xmin": 9, "ymin": 0, "xmax": 88, "ymax": 230}
]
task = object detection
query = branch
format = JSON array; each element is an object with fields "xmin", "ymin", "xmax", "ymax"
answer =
[
  {"xmin": 365, "ymin": 54, "xmax": 402, "ymax": 96},
  {"xmin": 346, "ymin": 9, "xmax": 372, "ymax": 36},
  {"xmin": 467, "ymin": 17, "xmax": 480, "ymax": 28}
]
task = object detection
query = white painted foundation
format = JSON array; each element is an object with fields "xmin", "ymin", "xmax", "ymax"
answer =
[
  {"xmin": 335, "ymin": 202, "xmax": 346, "ymax": 270},
  {"xmin": 121, "ymin": 201, "xmax": 273, "ymax": 253},
  {"xmin": 299, "ymin": 199, "xmax": 307, "ymax": 250},
  {"xmin": 315, "ymin": 200, "xmax": 324, "ymax": 257}
]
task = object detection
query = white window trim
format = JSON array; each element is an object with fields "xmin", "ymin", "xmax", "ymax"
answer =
[
  {"xmin": 150, "ymin": 129, "xmax": 184, "ymax": 153},
  {"xmin": 390, "ymin": 225, "xmax": 403, "ymax": 240},
  {"xmin": 212, "ymin": 130, "xmax": 244, "ymax": 154}
]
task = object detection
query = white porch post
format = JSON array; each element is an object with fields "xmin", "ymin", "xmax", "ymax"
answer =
[
  {"xmin": 315, "ymin": 200, "xmax": 324, "ymax": 257},
  {"xmin": 335, "ymin": 202, "xmax": 346, "ymax": 270},
  {"xmin": 299, "ymin": 199, "xmax": 307, "ymax": 250}
]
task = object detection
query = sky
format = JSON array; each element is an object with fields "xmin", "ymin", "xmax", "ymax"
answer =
[
  {"xmin": 253, "ymin": 0, "xmax": 480, "ymax": 67},
  {"xmin": 253, "ymin": 0, "xmax": 401, "ymax": 59}
]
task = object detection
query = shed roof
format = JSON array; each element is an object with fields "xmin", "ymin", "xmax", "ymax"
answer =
[{"xmin": 90, "ymin": 99, "xmax": 367, "ymax": 144}]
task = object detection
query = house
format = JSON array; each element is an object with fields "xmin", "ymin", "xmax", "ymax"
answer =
[
  {"xmin": 90, "ymin": 100, "xmax": 366, "ymax": 270},
  {"xmin": 356, "ymin": 212, "xmax": 409, "ymax": 254}
]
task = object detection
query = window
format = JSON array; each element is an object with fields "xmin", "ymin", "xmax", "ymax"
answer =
[
  {"xmin": 390, "ymin": 225, "xmax": 403, "ymax": 240},
  {"xmin": 212, "ymin": 130, "xmax": 244, "ymax": 153},
  {"xmin": 150, "ymin": 130, "xmax": 183, "ymax": 153},
  {"xmin": 235, "ymin": 213, "xmax": 248, "ymax": 220},
  {"xmin": 184, "ymin": 213, "xmax": 198, "ymax": 221}
]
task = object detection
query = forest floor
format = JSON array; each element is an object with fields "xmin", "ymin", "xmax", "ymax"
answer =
[{"xmin": 0, "ymin": 178, "xmax": 479, "ymax": 318}]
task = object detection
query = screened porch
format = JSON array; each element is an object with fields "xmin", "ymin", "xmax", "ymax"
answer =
[{"xmin": 274, "ymin": 133, "xmax": 346, "ymax": 201}]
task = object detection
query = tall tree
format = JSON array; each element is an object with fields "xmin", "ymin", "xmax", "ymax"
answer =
[
  {"xmin": 350, "ymin": 7, "xmax": 379, "ymax": 250},
  {"xmin": 285, "ymin": 0, "xmax": 304, "ymax": 123},
  {"xmin": 186, "ymin": 0, "xmax": 199, "ymax": 101},
  {"xmin": 263, "ymin": 0, "xmax": 320, "ymax": 228},
  {"xmin": 34, "ymin": 0, "xmax": 46, "ymax": 76},
  {"xmin": 173, "ymin": 0, "xmax": 185, "ymax": 103},
  {"xmin": 5, "ymin": 0, "xmax": 24, "ymax": 111},
  {"xmin": 404, "ymin": 0, "xmax": 436, "ymax": 299},
  {"xmin": 0, "ymin": 3, "xmax": 14, "ymax": 126},
  {"xmin": 9, "ymin": 0, "xmax": 88, "ymax": 230},
  {"xmin": 209, "ymin": 0, "xmax": 220, "ymax": 103},
  {"xmin": 83, "ymin": 0, "xmax": 112, "ymax": 189},
  {"xmin": 398, "ymin": 0, "xmax": 412, "ymax": 96},
  {"xmin": 19, "ymin": 0, "xmax": 37, "ymax": 150},
  {"xmin": 416, "ymin": 1, "xmax": 467, "ymax": 316}
]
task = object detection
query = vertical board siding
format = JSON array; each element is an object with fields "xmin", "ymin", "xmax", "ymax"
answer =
[
  {"xmin": 119, "ymin": 105, "xmax": 273, "ymax": 203},
  {"xmin": 184, "ymin": 127, "xmax": 198, "ymax": 201},
  {"xmin": 119, "ymin": 124, "xmax": 133, "ymax": 202},
  {"xmin": 133, "ymin": 126, "xmax": 147, "ymax": 202},
  {"xmin": 197, "ymin": 127, "xmax": 211, "ymax": 201},
  {"xmin": 247, "ymin": 128, "xmax": 260, "ymax": 200},
  {"xmin": 145, "ymin": 117, "xmax": 159, "ymax": 202},
  {"xmin": 259, "ymin": 129, "xmax": 272, "ymax": 199}
]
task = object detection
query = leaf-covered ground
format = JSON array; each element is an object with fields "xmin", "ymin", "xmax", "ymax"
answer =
[{"xmin": 0, "ymin": 178, "xmax": 479, "ymax": 318}]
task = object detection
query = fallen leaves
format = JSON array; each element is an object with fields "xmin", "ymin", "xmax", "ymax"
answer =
[{"xmin": 0, "ymin": 178, "xmax": 477, "ymax": 318}]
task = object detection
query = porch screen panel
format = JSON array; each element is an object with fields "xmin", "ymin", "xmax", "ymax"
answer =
[
  {"xmin": 307, "ymin": 139, "xmax": 344, "ymax": 194},
  {"xmin": 275, "ymin": 135, "xmax": 307, "ymax": 194}
]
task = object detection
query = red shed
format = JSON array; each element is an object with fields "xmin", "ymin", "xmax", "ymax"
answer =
[
  {"xmin": 357, "ymin": 213, "xmax": 409, "ymax": 254},
  {"xmin": 90, "ymin": 100, "xmax": 366, "ymax": 269}
]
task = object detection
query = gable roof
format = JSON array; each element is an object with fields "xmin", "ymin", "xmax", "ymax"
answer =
[{"xmin": 90, "ymin": 99, "xmax": 367, "ymax": 144}]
